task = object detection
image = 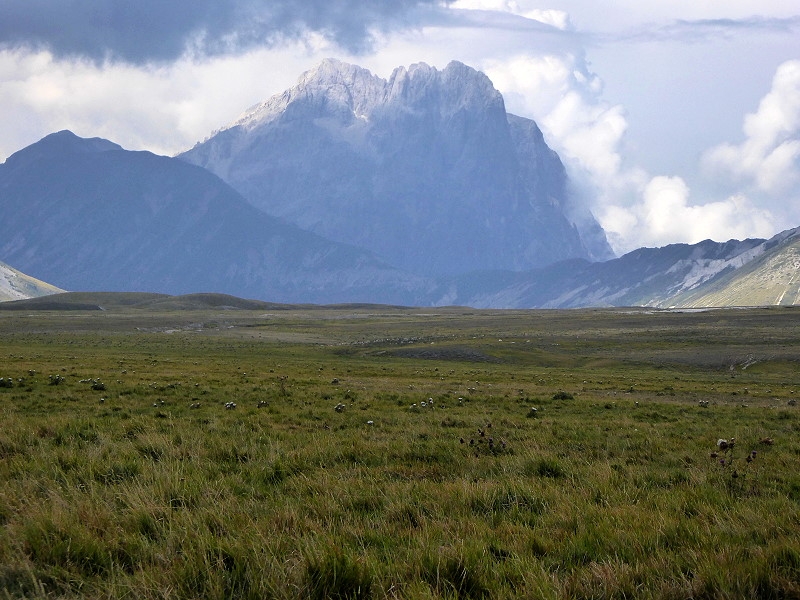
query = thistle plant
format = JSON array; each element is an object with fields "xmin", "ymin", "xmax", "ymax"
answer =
[{"xmin": 710, "ymin": 436, "xmax": 763, "ymax": 495}]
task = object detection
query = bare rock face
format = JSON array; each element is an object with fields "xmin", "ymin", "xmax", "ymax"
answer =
[{"xmin": 182, "ymin": 59, "xmax": 614, "ymax": 276}]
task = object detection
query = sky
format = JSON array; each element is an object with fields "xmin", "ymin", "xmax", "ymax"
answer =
[{"xmin": 0, "ymin": 0, "xmax": 798, "ymax": 255}]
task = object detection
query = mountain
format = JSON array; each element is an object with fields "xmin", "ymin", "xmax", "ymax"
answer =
[
  {"xmin": 0, "ymin": 131, "xmax": 433, "ymax": 304},
  {"xmin": 443, "ymin": 228, "xmax": 800, "ymax": 308},
  {"xmin": 0, "ymin": 260, "xmax": 63, "ymax": 302},
  {"xmin": 181, "ymin": 59, "xmax": 614, "ymax": 277},
  {"xmin": 665, "ymin": 228, "xmax": 800, "ymax": 307}
]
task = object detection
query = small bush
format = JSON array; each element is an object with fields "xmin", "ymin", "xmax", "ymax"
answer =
[{"xmin": 552, "ymin": 391, "xmax": 574, "ymax": 400}]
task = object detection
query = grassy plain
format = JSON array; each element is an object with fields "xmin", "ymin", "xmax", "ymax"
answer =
[{"xmin": 1, "ymin": 295, "xmax": 799, "ymax": 599}]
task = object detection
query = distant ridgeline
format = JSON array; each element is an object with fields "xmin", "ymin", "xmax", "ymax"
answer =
[{"xmin": 1, "ymin": 60, "xmax": 798, "ymax": 308}]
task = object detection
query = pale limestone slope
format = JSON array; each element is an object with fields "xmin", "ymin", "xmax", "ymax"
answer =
[
  {"xmin": 0, "ymin": 261, "xmax": 63, "ymax": 302},
  {"xmin": 666, "ymin": 232, "xmax": 800, "ymax": 308}
]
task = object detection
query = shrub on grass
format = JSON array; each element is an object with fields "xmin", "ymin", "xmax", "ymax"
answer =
[{"xmin": 48, "ymin": 375, "xmax": 65, "ymax": 386}]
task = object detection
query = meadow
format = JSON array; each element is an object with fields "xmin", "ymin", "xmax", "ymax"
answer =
[{"xmin": 1, "ymin": 295, "xmax": 799, "ymax": 599}]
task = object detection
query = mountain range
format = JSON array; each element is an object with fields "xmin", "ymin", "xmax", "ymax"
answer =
[
  {"xmin": 442, "ymin": 227, "xmax": 800, "ymax": 308},
  {"xmin": 1, "ymin": 59, "xmax": 797, "ymax": 308}
]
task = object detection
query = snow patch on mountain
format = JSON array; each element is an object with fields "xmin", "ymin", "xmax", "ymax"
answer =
[{"xmin": 665, "ymin": 243, "xmax": 767, "ymax": 292}]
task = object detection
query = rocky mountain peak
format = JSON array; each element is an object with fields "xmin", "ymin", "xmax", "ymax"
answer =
[
  {"xmin": 181, "ymin": 60, "xmax": 614, "ymax": 276},
  {"xmin": 225, "ymin": 59, "xmax": 505, "ymax": 137},
  {"xmin": 384, "ymin": 60, "xmax": 505, "ymax": 121}
]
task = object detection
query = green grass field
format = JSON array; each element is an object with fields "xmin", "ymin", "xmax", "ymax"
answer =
[{"xmin": 1, "ymin": 297, "xmax": 799, "ymax": 598}]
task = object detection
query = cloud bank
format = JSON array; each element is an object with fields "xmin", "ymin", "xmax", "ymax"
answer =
[
  {"xmin": 0, "ymin": 0, "xmax": 442, "ymax": 62},
  {"xmin": 482, "ymin": 50, "xmax": 788, "ymax": 254}
]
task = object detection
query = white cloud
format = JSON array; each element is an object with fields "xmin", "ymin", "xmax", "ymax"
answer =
[
  {"xmin": 600, "ymin": 176, "xmax": 776, "ymax": 251},
  {"xmin": 449, "ymin": 1, "xmax": 571, "ymax": 29},
  {"xmin": 0, "ymin": 41, "xmax": 336, "ymax": 160},
  {"xmin": 481, "ymin": 49, "xmax": 787, "ymax": 255},
  {"xmin": 703, "ymin": 59, "xmax": 800, "ymax": 195},
  {"xmin": 544, "ymin": 91, "xmax": 627, "ymax": 182},
  {"xmin": 522, "ymin": 9, "xmax": 571, "ymax": 30}
]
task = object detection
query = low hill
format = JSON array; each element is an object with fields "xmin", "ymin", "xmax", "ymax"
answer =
[{"xmin": 0, "ymin": 292, "xmax": 293, "ymax": 312}]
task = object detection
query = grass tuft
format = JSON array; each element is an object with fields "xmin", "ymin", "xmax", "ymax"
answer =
[
  {"xmin": 305, "ymin": 547, "xmax": 373, "ymax": 600},
  {"xmin": 422, "ymin": 548, "xmax": 490, "ymax": 599}
]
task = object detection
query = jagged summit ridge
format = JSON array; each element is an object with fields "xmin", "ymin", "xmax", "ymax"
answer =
[
  {"xmin": 219, "ymin": 59, "xmax": 503, "ymax": 137},
  {"xmin": 228, "ymin": 59, "xmax": 386, "ymax": 133}
]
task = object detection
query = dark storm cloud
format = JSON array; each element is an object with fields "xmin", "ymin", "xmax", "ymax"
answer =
[{"xmin": 0, "ymin": 0, "xmax": 445, "ymax": 62}]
